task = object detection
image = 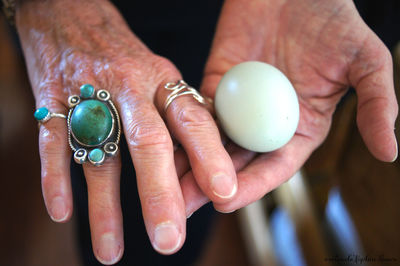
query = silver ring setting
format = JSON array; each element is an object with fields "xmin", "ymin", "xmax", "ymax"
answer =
[
  {"xmin": 34, "ymin": 107, "xmax": 66, "ymax": 123},
  {"xmin": 164, "ymin": 80, "xmax": 207, "ymax": 112},
  {"xmin": 67, "ymin": 84, "xmax": 121, "ymax": 166}
]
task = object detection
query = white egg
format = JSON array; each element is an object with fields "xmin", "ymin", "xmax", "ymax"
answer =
[{"xmin": 215, "ymin": 61, "xmax": 299, "ymax": 152}]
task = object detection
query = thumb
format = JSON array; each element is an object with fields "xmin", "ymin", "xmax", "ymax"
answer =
[
  {"xmin": 200, "ymin": 52, "xmax": 234, "ymax": 100},
  {"xmin": 350, "ymin": 35, "xmax": 398, "ymax": 162}
]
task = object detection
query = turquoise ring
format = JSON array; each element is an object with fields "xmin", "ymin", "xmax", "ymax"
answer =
[
  {"xmin": 34, "ymin": 107, "xmax": 66, "ymax": 123},
  {"xmin": 67, "ymin": 84, "xmax": 121, "ymax": 166}
]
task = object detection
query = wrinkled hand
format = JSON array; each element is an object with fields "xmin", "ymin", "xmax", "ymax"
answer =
[
  {"xmin": 17, "ymin": 0, "xmax": 238, "ymax": 263},
  {"xmin": 182, "ymin": 0, "xmax": 398, "ymax": 214}
]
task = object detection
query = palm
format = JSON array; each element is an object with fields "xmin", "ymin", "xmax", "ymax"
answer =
[
  {"xmin": 260, "ymin": 0, "xmax": 368, "ymax": 145},
  {"xmin": 190, "ymin": 0, "xmax": 398, "ymax": 212}
]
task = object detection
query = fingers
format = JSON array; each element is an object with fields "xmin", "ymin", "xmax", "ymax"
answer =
[
  {"xmin": 118, "ymin": 94, "xmax": 186, "ymax": 255},
  {"xmin": 38, "ymin": 100, "xmax": 73, "ymax": 223},
  {"xmin": 156, "ymin": 81, "xmax": 237, "ymax": 203},
  {"xmin": 213, "ymin": 135, "xmax": 314, "ymax": 213},
  {"xmin": 182, "ymin": 143, "xmax": 256, "ymax": 216},
  {"xmin": 349, "ymin": 36, "xmax": 398, "ymax": 162},
  {"xmin": 182, "ymin": 135, "xmax": 314, "ymax": 215},
  {"xmin": 83, "ymin": 155, "xmax": 124, "ymax": 265}
]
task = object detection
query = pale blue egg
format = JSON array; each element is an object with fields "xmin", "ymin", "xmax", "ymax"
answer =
[{"xmin": 215, "ymin": 61, "xmax": 299, "ymax": 152}]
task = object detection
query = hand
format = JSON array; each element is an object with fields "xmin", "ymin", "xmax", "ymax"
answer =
[
  {"xmin": 16, "ymin": 0, "xmax": 238, "ymax": 263},
  {"xmin": 181, "ymin": 0, "xmax": 398, "ymax": 214}
]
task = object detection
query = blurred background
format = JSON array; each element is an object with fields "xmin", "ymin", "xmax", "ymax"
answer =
[{"xmin": 1, "ymin": 1, "xmax": 400, "ymax": 265}]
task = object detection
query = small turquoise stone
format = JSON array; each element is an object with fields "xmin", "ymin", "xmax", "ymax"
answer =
[
  {"xmin": 89, "ymin": 148, "xmax": 104, "ymax": 162},
  {"xmin": 34, "ymin": 107, "xmax": 49, "ymax": 121},
  {"xmin": 70, "ymin": 99, "xmax": 113, "ymax": 146},
  {"xmin": 80, "ymin": 84, "xmax": 95, "ymax": 98}
]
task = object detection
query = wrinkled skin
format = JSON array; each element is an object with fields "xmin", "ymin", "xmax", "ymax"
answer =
[
  {"xmin": 16, "ymin": 0, "xmax": 397, "ymax": 264},
  {"xmin": 17, "ymin": 0, "xmax": 238, "ymax": 264},
  {"xmin": 181, "ymin": 0, "xmax": 398, "ymax": 213}
]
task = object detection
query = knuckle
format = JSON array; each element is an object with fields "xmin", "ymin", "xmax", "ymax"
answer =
[
  {"xmin": 39, "ymin": 127, "xmax": 65, "ymax": 155},
  {"xmin": 151, "ymin": 56, "xmax": 180, "ymax": 80},
  {"xmin": 111, "ymin": 55, "xmax": 179, "ymax": 97},
  {"xmin": 153, "ymin": 56, "xmax": 177, "ymax": 72},
  {"xmin": 112, "ymin": 57, "xmax": 155, "ymax": 95},
  {"xmin": 176, "ymin": 105, "xmax": 213, "ymax": 129},
  {"xmin": 126, "ymin": 121, "xmax": 171, "ymax": 151},
  {"xmin": 370, "ymin": 40, "xmax": 393, "ymax": 68},
  {"xmin": 117, "ymin": 90, "xmax": 144, "ymax": 108},
  {"xmin": 143, "ymin": 190, "xmax": 176, "ymax": 210},
  {"xmin": 112, "ymin": 57, "xmax": 140, "ymax": 72},
  {"xmin": 112, "ymin": 56, "xmax": 157, "ymax": 82},
  {"xmin": 37, "ymin": 80, "xmax": 67, "ymax": 107},
  {"xmin": 37, "ymin": 79, "xmax": 61, "ymax": 95},
  {"xmin": 381, "ymin": 45, "xmax": 392, "ymax": 63}
]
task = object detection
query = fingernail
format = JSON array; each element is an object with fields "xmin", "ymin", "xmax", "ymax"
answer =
[
  {"xmin": 49, "ymin": 196, "xmax": 68, "ymax": 222},
  {"xmin": 153, "ymin": 222, "xmax": 181, "ymax": 254},
  {"xmin": 186, "ymin": 212, "xmax": 193, "ymax": 219},
  {"xmin": 215, "ymin": 207, "xmax": 236, "ymax": 214},
  {"xmin": 211, "ymin": 173, "xmax": 237, "ymax": 199},
  {"xmin": 96, "ymin": 233, "xmax": 122, "ymax": 265}
]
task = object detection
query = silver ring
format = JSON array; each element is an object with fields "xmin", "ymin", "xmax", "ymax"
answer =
[
  {"xmin": 34, "ymin": 107, "xmax": 66, "ymax": 123},
  {"xmin": 67, "ymin": 84, "xmax": 121, "ymax": 166},
  {"xmin": 164, "ymin": 80, "xmax": 207, "ymax": 112}
]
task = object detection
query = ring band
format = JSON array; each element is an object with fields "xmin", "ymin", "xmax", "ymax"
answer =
[
  {"xmin": 34, "ymin": 107, "xmax": 66, "ymax": 123},
  {"xmin": 67, "ymin": 84, "xmax": 121, "ymax": 166},
  {"xmin": 164, "ymin": 80, "xmax": 207, "ymax": 112}
]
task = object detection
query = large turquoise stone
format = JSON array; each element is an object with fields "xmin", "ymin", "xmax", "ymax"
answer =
[{"xmin": 70, "ymin": 100, "xmax": 112, "ymax": 146}]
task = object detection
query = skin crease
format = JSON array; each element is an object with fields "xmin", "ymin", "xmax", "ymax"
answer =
[
  {"xmin": 180, "ymin": 0, "xmax": 398, "ymax": 214},
  {"xmin": 16, "ymin": 0, "xmax": 238, "ymax": 264},
  {"xmin": 15, "ymin": 0, "xmax": 397, "ymax": 264}
]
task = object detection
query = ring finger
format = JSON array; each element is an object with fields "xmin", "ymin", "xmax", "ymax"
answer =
[{"xmin": 37, "ymin": 100, "xmax": 73, "ymax": 223}]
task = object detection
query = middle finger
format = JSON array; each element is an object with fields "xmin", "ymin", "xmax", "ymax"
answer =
[
  {"xmin": 83, "ymin": 155, "xmax": 124, "ymax": 265},
  {"xmin": 118, "ymin": 93, "xmax": 186, "ymax": 255}
]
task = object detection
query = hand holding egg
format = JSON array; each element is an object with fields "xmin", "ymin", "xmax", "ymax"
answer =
[{"xmin": 182, "ymin": 0, "xmax": 397, "ymax": 219}]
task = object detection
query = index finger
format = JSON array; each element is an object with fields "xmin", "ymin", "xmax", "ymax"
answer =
[{"xmin": 155, "ymin": 81, "xmax": 238, "ymax": 203}]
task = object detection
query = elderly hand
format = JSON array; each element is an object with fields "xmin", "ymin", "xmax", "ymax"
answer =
[
  {"xmin": 17, "ymin": 0, "xmax": 238, "ymax": 263},
  {"xmin": 181, "ymin": 0, "xmax": 398, "ymax": 214}
]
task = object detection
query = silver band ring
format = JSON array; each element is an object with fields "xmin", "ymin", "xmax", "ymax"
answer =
[
  {"xmin": 34, "ymin": 107, "xmax": 67, "ymax": 123},
  {"xmin": 164, "ymin": 80, "xmax": 207, "ymax": 112}
]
